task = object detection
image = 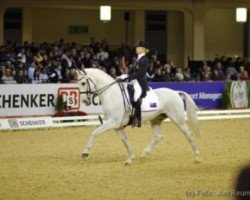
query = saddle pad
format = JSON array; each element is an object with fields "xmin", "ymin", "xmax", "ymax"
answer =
[
  {"xmin": 141, "ymin": 88, "xmax": 159, "ymax": 112},
  {"xmin": 120, "ymin": 83, "xmax": 159, "ymax": 112}
]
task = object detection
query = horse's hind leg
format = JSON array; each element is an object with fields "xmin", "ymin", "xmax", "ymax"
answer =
[
  {"xmin": 141, "ymin": 115, "xmax": 165, "ymax": 157},
  {"xmin": 116, "ymin": 128, "xmax": 135, "ymax": 165},
  {"xmin": 177, "ymin": 122, "xmax": 201, "ymax": 162}
]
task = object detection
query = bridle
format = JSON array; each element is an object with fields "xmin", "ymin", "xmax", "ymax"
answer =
[{"xmin": 76, "ymin": 68, "xmax": 118, "ymax": 104}]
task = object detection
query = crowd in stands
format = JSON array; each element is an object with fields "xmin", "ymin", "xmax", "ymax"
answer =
[{"xmin": 0, "ymin": 38, "xmax": 250, "ymax": 84}]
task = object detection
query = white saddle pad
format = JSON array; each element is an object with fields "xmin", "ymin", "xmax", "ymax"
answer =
[
  {"xmin": 123, "ymin": 84, "xmax": 159, "ymax": 112},
  {"xmin": 141, "ymin": 88, "xmax": 159, "ymax": 112}
]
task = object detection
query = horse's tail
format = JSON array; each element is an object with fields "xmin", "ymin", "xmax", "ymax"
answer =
[{"xmin": 178, "ymin": 91, "xmax": 200, "ymax": 137}]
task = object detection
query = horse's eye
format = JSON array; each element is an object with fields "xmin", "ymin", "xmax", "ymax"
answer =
[{"xmin": 82, "ymin": 82, "xmax": 86, "ymax": 86}]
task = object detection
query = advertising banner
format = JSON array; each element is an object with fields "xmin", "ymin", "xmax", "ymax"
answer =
[
  {"xmin": 0, "ymin": 84, "xmax": 102, "ymax": 117},
  {"xmin": 149, "ymin": 82, "xmax": 225, "ymax": 109},
  {"xmin": 222, "ymin": 81, "xmax": 250, "ymax": 109},
  {"xmin": 2, "ymin": 81, "xmax": 248, "ymax": 118},
  {"xmin": 0, "ymin": 117, "xmax": 53, "ymax": 129},
  {"xmin": 0, "ymin": 84, "xmax": 59, "ymax": 117},
  {"xmin": 80, "ymin": 95, "xmax": 103, "ymax": 114}
]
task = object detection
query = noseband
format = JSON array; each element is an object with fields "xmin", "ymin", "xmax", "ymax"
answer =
[{"xmin": 77, "ymin": 69, "xmax": 96, "ymax": 98}]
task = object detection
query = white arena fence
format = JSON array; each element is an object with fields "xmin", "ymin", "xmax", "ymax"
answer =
[{"xmin": 0, "ymin": 109, "xmax": 250, "ymax": 131}]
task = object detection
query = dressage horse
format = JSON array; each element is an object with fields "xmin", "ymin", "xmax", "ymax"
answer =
[{"xmin": 76, "ymin": 68, "xmax": 200, "ymax": 165}]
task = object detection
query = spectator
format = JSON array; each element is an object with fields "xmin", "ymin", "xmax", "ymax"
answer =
[
  {"xmin": 153, "ymin": 68, "xmax": 164, "ymax": 82},
  {"xmin": 90, "ymin": 54, "xmax": 99, "ymax": 68},
  {"xmin": 17, "ymin": 47, "xmax": 26, "ymax": 64},
  {"xmin": 1, "ymin": 38, "xmax": 249, "ymax": 84},
  {"xmin": 214, "ymin": 62, "xmax": 225, "ymax": 80},
  {"xmin": 0, "ymin": 65, "xmax": 5, "ymax": 80},
  {"xmin": 61, "ymin": 68, "xmax": 71, "ymax": 83},
  {"xmin": 175, "ymin": 67, "xmax": 184, "ymax": 82},
  {"xmin": 1, "ymin": 68, "xmax": 17, "ymax": 84},
  {"xmin": 98, "ymin": 55, "xmax": 110, "ymax": 70},
  {"xmin": 168, "ymin": 59, "xmax": 177, "ymax": 74},
  {"xmin": 225, "ymin": 57, "xmax": 238, "ymax": 80},
  {"xmin": 109, "ymin": 67, "xmax": 117, "ymax": 79},
  {"xmin": 40, "ymin": 67, "xmax": 49, "ymax": 83},
  {"xmin": 146, "ymin": 63, "xmax": 155, "ymax": 82},
  {"xmin": 32, "ymin": 69, "xmax": 43, "ymax": 84},
  {"xmin": 151, "ymin": 54, "xmax": 161, "ymax": 69},
  {"xmin": 238, "ymin": 66, "xmax": 249, "ymax": 81},
  {"xmin": 211, "ymin": 69, "xmax": 222, "ymax": 81},
  {"xmin": 14, "ymin": 69, "xmax": 27, "ymax": 83},
  {"xmin": 226, "ymin": 64, "xmax": 238, "ymax": 80},
  {"xmin": 48, "ymin": 65, "xmax": 59, "ymax": 83},
  {"xmin": 82, "ymin": 52, "xmax": 92, "ymax": 68},
  {"xmin": 5, "ymin": 60, "xmax": 15, "ymax": 71},
  {"xmin": 162, "ymin": 64, "xmax": 174, "ymax": 82},
  {"xmin": 183, "ymin": 67, "xmax": 192, "ymax": 81},
  {"xmin": 96, "ymin": 47, "xmax": 109, "ymax": 60},
  {"xmin": 55, "ymin": 64, "xmax": 63, "ymax": 82},
  {"xmin": 201, "ymin": 66, "xmax": 212, "ymax": 81},
  {"xmin": 117, "ymin": 56, "xmax": 128, "ymax": 75},
  {"xmin": 61, "ymin": 48, "xmax": 73, "ymax": 79},
  {"xmin": 27, "ymin": 61, "xmax": 37, "ymax": 82},
  {"xmin": 51, "ymin": 44, "xmax": 63, "ymax": 58}
]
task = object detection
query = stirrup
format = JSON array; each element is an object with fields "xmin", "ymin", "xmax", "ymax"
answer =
[
  {"xmin": 132, "ymin": 118, "xmax": 141, "ymax": 128},
  {"xmin": 127, "ymin": 115, "xmax": 134, "ymax": 125}
]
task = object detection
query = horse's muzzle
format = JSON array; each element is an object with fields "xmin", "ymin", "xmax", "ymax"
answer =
[{"xmin": 83, "ymin": 97, "xmax": 91, "ymax": 106}]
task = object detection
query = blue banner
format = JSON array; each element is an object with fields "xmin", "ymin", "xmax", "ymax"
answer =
[{"xmin": 149, "ymin": 82, "xmax": 225, "ymax": 109}]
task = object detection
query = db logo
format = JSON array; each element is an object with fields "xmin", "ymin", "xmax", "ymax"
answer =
[{"xmin": 58, "ymin": 87, "xmax": 80, "ymax": 110}]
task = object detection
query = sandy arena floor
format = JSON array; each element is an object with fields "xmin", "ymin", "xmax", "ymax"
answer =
[{"xmin": 0, "ymin": 119, "xmax": 250, "ymax": 200}]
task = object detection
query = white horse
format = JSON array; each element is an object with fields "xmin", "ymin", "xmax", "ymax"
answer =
[{"xmin": 76, "ymin": 68, "xmax": 200, "ymax": 165}]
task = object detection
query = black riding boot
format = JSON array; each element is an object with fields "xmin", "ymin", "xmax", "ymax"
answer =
[{"xmin": 133, "ymin": 99, "xmax": 142, "ymax": 127}]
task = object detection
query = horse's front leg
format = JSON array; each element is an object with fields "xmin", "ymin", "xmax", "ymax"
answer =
[
  {"xmin": 82, "ymin": 119, "xmax": 117, "ymax": 156},
  {"xmin": 116, "ymin": 128, "xmax": 135, "ymax": 165},
  {"xmin": 141, "ymin": 120, "xmax": 163, "ymax": 157}
]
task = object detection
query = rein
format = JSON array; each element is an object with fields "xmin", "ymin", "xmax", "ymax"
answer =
[
  {"xmin": 76, "ymin": 68, "xmax": 132, "ymax": 116},
  {"xmin": 80, "ymin": 80, "xmax": 117, "ymax": 96},
  {"xmin": 76, "ymin": 68, "xmax": 118, "ymax": 96}
]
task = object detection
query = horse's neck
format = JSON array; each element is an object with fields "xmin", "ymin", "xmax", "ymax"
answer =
[
  {"xmin": 87, "ymin": 69, "xmax": 113, "ymax": 88},
  {"xmin": 87, "ymin": 69, "xmax": 121, "ymax": 108}
]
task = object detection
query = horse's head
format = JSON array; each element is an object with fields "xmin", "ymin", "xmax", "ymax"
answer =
[{"xmin": 76, "ymin": 69, "xmax": 96, "ymax": 106}]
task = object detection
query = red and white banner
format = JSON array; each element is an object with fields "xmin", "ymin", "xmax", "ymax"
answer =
[{"xmin": 0, "ymin": 84, "xmax": 102, "ymax": 117}]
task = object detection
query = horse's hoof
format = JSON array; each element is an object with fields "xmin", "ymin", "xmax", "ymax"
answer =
[
  {"xmin": 82, "ymin": 153, "xmax": 89, "ymax": 158},
  {"xmin": 140, "ymin": 151, "xmax": 149, "ymax": 158},
  {"xmin": 194, "ymin": 156, "xmax": 201, "ymax": 163},
  {"xmin": 125, "ymin": 160, "xmax": 132, "ymax": 166}
]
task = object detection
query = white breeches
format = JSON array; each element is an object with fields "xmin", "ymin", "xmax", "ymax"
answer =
[{"xmin": 130, "ymin": 80, "xmax": 142, "ymax": 102}]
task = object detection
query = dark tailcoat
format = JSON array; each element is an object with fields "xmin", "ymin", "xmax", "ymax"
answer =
[{"xmin": 128, "ymin": 55, "xmax": 149, "ymax": 98}]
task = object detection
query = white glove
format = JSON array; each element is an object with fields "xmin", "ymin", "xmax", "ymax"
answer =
[
  {"xmin": 116, "ymin": 74, "xmax": 128, "ymax": 81},
  {"xmin": 119, "ymin": 74, "xmax": 129, "ymax": 80}
]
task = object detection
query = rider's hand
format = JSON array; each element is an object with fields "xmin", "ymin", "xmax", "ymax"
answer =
[{"xmin": 116, "ymin": 74, "xmax": 128, "ymax": 81}]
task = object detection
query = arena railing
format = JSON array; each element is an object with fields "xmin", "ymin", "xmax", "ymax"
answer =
[{"xmin": 0, "ymin": 109, "xmax": 250, "ymax": 130}]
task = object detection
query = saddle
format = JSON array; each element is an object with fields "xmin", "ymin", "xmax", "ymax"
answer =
[{"xmin": 118, "ymin": 82, "xmax": 159, "ymax": 113}]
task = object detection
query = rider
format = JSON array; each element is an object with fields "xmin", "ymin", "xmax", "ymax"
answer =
[{"xmin": 117, "ymin": 41, "xmax": 150, "ymax": 127}]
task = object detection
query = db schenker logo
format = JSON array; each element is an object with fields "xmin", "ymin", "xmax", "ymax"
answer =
[{"xmin": 58, "ymin": 87, "xmax": 80, "ymax": 110}]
